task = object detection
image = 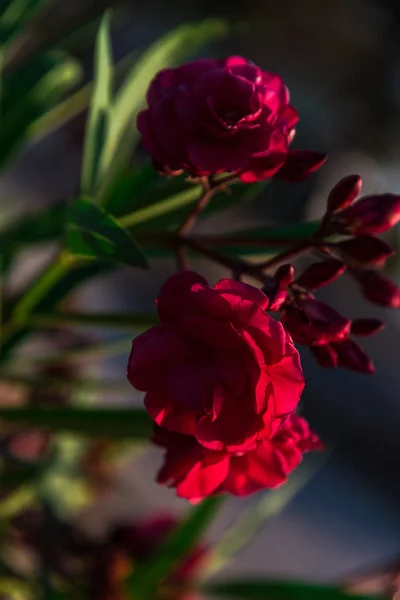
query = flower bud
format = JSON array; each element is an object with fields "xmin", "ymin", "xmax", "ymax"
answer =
[
  {"xmin": 332, "ymin": 339, "xmax": 375, "ymax": 374},
  {"xmin": 276, "ymin": 150, "xmax": 328, "ymax": 182},
  {"xmin": 282, "ymin": 298, "xmax": 351, "ymax": 346},
  {"xmin": 358, "ymin": 270, "xmax": 400, "ymax": 308},
  {"xmin": 350, "ymin": 318, "xmax": 384, "ymax": 337},
  {"xmin": 295, "ymin": 259, "xmax": 345, "ymax": 290},
  {"xmin": 338, "ymin": 235, "xmax": 394, "ymax": 266},
  {"xmin": 275, "ymin": 264, "xmax": 295, "ymax": 287},
  {"xmin": 338, "ymin": 194, "xmax": 400, "ymax": 235},
  {"xmin": 310, "ymin": 344, "xmax": 338, "ymax": 368},
  {"xmin": 327, "ymin": 175, "xmax": 362, "ymax": 213}
]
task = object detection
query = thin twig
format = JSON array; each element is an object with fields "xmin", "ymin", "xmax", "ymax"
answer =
[
  {"xmin": 176, "ymin": 245, "xmax": 190, "ymax": 271},
  {"xmin": 256, "ymin": 241, "xmax": 314, "ymax": 271},
  {"xmin": 178, "ymin": 174, "xmax": 239, "ymax": 235}
]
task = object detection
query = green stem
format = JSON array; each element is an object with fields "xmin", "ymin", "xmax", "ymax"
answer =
[
  {"xmin": 10, "ymin": 251, "xmax": 73, "ymax": 325},
  {"xmin": 203, "ymin": 454, "xmax": 328, "ymax": 577},
  {"xmin": 119, "ymin": 185, "xmax": 203, "ymax": 229},
  {"xmin": 22, "ymin": 310, "xmax": 157, "ymax": 330}
]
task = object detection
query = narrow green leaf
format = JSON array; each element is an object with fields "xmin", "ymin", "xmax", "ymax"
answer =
[
  {"xmin": 98, "ymin": 19, "xmax": 229, "ymax": 201},
  {"xmin": 206, "ymin": 580, "xmax": 382, "ymax": 600},
  {"xmin": 0, "ymin": 52, "xmax": 81, "ymax": 167},
  {"xmin": 66, "ymin": 197, "xmax": 148, "ymax": 268},
  {"xmin": 127, "ymin": 496, "xmax": 223, "ymax": 600},
  {"xmin": 31, "ymin": 50, "xmax": 137, "ymax": 142},
  {"xmin": 0, "ymin": 0, "xmax": 50, "ymax": 48},
  {"xmin": 81, "ymin": 11, "xmax": 113, "ymax": 196},
  {"xmin": 0, "ymin": 407, "xmax": 153, "ymax": 439}
]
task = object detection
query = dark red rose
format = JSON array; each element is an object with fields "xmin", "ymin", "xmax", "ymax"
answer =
[
  {"xmin": 154, "ymin": 415, "xmax": 322, "ymax": 501},
  {"xmin": 127, "ymin": 271, "xmax": 304, "ymax": 452},
  {"xmin": 138, "ymin": 56, "xmax": 326, "ymax": 181}
]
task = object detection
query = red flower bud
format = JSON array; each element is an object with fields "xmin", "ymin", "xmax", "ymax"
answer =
[
  {"xmin": 275, "ymin": 264, "xmax": 295, "ymax": 287},
  {"xmin": 276, "ymin": 150, "xmax": 328, "ymax": 182},
  {"xmin": 338, "ymin": 194, "xmax": 400, "ymax": 235},
  {"xmin": 358, "ymin": 270, "xmax": 400, "ymax": 308},
  {"xmin": 262, "ymin": 266, "xmax": 294, "ymax": 310},
  {"xmin": 310, "ymin": 344, "xmax": 338, "ymax": 368},
  {"xmin": 282, "ymin": 298, "xmax": 351, "ymax": 346},
  {"xmin": 327, "ymin": 175, "xmax": 362, "ymax": 213},
  {"xmin": 338, "ymin": 235, "xmax": 394, "ymax": 266},
  {"xmin": 295, "ymin": 259, "xmax": 345, "ymax": 290},
  {"xmin": 332, "ymin": 339, "xmax": 375, "ymax": 374},
  {"xmin": 351, "ymin": 318, "xmax": 385, "ymax": 337}
]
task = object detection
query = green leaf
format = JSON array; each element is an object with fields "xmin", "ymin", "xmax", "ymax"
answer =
[
  {"xmin": 206, "ymin": 580, "xmax": 382, "ymax": 600},
  {"xmin": 66, "ymin": 197, "xmax": 148, "ymax": 268},
  {"xmin": 0, "ymin": 203, "xmax": 67, "ymax": 272},
  {"xmin": 31, "ymin": 50, "xmax": 137, "ymax": 142},
  {"xmin": 0, "ymin": 0, "xmax": 50, "ymax": 48},
  {"xmin": 80, "ymin": 11, "xmax": 113, "ymax": 196},
  {"xmin": 0, "ymin": 51, "xmax": 81, "ymax": 167},
  {"xmin": 0, "ymin": 407, "xmax": 153, "ymax": 439},
  {"xmin": 99, "ymin": 18, "xmax": 229, "ymax": 201},
  {"xmin": 126, "ymin": 496, "xmax": 223, "ymax": 600}
]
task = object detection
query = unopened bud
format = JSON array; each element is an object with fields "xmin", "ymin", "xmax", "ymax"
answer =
[
  {"xmin": 338, "ymin": 235, "xmax": 394, "ymax": 266},
  {"xmin": 274, "ymin": 264, "xmax": 295, "ymax": 287},
  {"xmin": 295, "ymin": 259, "xmax": 345, "ymax": 290},
  {"xmin": 327, "ymin": 175, "xmax": 362, "ymax": 213},
  {"xmin": 332, "ymin": 339, "xmax": 375, "ymax": 374},
  {"xmin": 310, "ymin": 344, "xmax": 338, "ymax": 368},
  {"xmin": 351, "ymin": 318, "xmax": 384, "ymax": 337},
  {"xmin": 358, "ymin": 270, "xmax": 400, "ymax": 308},
  {"xmin": 338, "ymin": 194, "xmax": 400, "ymax": 235}
]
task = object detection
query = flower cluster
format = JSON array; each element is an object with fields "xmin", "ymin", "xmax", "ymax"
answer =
[
  {"xmin": 138, "ymin": 56, "xmax": 326, "ymax": 182},
  {"xmin": 264, "ymin": 176, "xmax": 400, "ymax": 374},
  {"xmin": 128, "ymin": 272, "xmax": 321, "ymax": 501}
]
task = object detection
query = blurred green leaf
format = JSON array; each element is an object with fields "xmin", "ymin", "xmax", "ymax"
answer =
[
  {"xmin": 0, "ymin": 51, "xmax": 81, "ymax": 167},
  {"xmin": 31, "ymin": 51, "xmax": 137, "ymax": 142},
  {"xmin": 206, "ymin": 580, "xmax": 383, "ymax": 600},
  {"xmin": 66, "ymin": 197, "xmax": 148, "ymax": 268},
  {"xmin": 204, "ymin": 458, "xmax": 327, "ymax": 577},
  {"xmin": 81, "ymin": 11, "xmax": 113, "ymax": 196},
  {"xmin": 0, "ymin": 0, "xmax": 49, "ymax": 48},
  {"xmin": 99, "ymin": 18, "xmax": 229, "ymax": 201},
  {"xmin": 0, "ymin": 407, "xmax": 153, "ymax": 439},
  {"xmin": 0, "ymin": 203, "xmax": 67, "ymax": 273},
  {"xmin": 127, "ymin": 496, "xmax": 223, "ymax": 600}
]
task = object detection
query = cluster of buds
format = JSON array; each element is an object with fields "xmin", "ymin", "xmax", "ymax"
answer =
[{"xmin": 262, "ymin": 175, "xmax": 400, "ymax": 374}]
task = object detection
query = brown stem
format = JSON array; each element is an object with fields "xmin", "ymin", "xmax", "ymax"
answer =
[
  {"xmin": 178, "ymin": 174, "xmax": 239, "ymax": 235},
  {"xmin": 176, "ymin": 245, "xmax": 190, "ymax": 271},
  {"xmin": 177, "ymin": 236, "xmax": 268, "ymax": 284},
  {"xmin": 256, "ymin": 241, "xmax": 314, "ymax": 271}
]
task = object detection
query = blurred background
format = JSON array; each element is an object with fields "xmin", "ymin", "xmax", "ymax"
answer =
[{"xmin": 3, "ymin": 0, "xmax": 400, "ymax": 596}]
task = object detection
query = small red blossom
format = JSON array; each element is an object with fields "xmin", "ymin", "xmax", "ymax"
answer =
[
  {"xmin": 138, "ymin": 56, "xmax": 326, "ymax": 181},
  {"xmin": 127, "ymin": 271, "xmax": 304, "ymax": 452},
  {"xmin": 326, "ymin": 174, "xmax": 362, "ymax": 213},
  {"xmin": 154, "ymin": 415, "xmax": 322, "ymax": 501}
]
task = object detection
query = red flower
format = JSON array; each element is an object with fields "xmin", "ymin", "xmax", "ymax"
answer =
[
  {"xmin": 127, "ymin": 271, "xmax": 304, "ymax": 452},
  {"xmin": 138, "ymin": 56, "xmax": 326, "ymax": 181},
  {"xmin": 154, "ymin": 415, "xmax": 322, "ymax": 501}
]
